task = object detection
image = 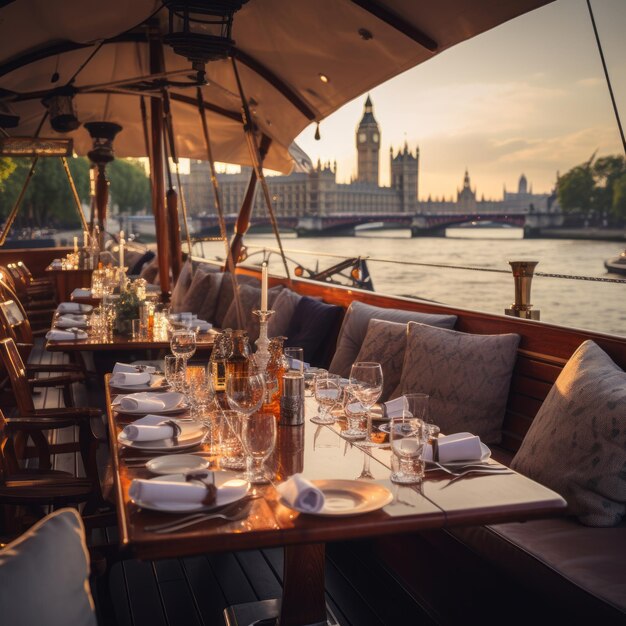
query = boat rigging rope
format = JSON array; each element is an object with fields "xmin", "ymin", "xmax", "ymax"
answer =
[
  {"xmin": 247, "ymin": 245, "xmax": 626, "ymax": 285},
  {"xmin": 197, "ymin": 87, "xmax": 245, "ymax": 329}
]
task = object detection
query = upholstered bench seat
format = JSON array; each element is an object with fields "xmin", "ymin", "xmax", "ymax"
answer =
[{"xmin": 448, "ymin": 518, "xmax": 626, "ymax": 620}]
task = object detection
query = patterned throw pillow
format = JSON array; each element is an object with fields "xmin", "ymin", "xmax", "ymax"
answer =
[
  {"xmin": 511, "ymin": 340, "xmax": 626, "ymax": 527},
  {"xmin": 329, "ymin": 300, "xmax": 457, "ymax": 378},
  {"xmin": 394, "ymin": 322, "xmax": 520, "ymax": 443},
  {"xmin": 354, "ymin": 319, "xmax": 408, "ymax": 401}
]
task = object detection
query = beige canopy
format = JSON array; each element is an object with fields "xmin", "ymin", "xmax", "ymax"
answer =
[{"xmin": 0, "ymin": 0, "xmax": 553, "ymax": 172}]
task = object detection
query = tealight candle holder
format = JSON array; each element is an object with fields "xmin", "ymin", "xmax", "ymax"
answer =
[{"xmin": 253, "ymin": 309, "xmax": 275, "ymax": 374}]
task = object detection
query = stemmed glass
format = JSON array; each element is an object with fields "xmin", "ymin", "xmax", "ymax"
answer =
[
  {"xmin": 225, "ymin": 373, "xmax": 266, "ymax": 479},
  {"xmin": 311, "ymin": 372, "xmax": 342, "ymax": 425},
  {"xmin": 170, "ymin": 329, "xmax": 196, "ymax": 365},
  {"xmin": 241, "ymin": 413, "xmax": 277, "ymax": 484},
  {"xmin": 164, "ymin": 354, "xmax": 185, "ymax": 393},
  {"xmin": 349, "ymin": 362, "xmax": 383, "ymax": 447},
  {"xmin": 341, "ymin": 384, "xmax": 368, "ymax": 440}
]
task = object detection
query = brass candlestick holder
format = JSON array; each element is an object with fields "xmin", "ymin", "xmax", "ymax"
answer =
[{"xmin": 253, "ymin": 309, "xmax": 275, "ymax": 373}]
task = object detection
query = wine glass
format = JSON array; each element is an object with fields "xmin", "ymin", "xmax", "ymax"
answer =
[
  {"xmin": 164, "ymin": 354, "xmax": 185, "ymax": 393},
  {"xmin": 225, "ymin": 373, "xmax": 266, "ymax": 418},
  {"xmin": 349, "ymin": 362, "xmax": 383, "ymax": 447},
  {"xmin": 389, "ymin": 416, "xmax": 428, "ymax": 484},
  {"xmin": 311, "ymin": 372, "xmax": 342, "ymax": 425},
  {"xmin": 341, "ymin": 384, "xmax": 368, "ymax": 440},
  {"xmin": 241, "ymin": 413, "xmax": 277, "ymax": 484},
  {"xmin": 170, "ymin": 329, "xmax": 196, "ymax": 364}
]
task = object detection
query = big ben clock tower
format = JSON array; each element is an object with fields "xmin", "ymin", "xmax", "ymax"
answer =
[{"xmin": 356, "ymin": 95, "xmax": 380, "ymax": 185}]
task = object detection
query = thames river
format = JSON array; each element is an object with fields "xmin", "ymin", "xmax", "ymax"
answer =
[{"xmin": 233, "ymin": 228, "xmax": 625, "ymax": 337}]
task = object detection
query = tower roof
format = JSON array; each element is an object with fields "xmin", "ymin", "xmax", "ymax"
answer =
[{"xmin": 358, "ymin": 94, "xmax": 378, "ymax": 127}]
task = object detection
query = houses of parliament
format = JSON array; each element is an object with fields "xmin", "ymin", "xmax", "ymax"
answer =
[{"xmin": 184, "ymin": 96, "xmax": 554, "ymax": 218}]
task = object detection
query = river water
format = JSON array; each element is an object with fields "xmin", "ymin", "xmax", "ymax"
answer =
[{"xmin": 226, "ymin": 228, "xmax": 625, "ymax": 337}]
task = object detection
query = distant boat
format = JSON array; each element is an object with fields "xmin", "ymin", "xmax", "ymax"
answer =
[{"xmin": 604, "ymin": 249, "xmax": 626, "ymax": 275}]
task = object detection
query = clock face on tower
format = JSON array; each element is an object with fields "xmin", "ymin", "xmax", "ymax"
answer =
[
  {"xmin": 358, "ymin": 133, "xmax": 366, "ymax": 143},
  {"xmin": 373, "ymin": 133, "xmax": 379, "ymax": 143}
]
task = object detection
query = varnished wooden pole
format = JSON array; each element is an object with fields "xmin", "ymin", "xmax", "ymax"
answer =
[
  {"xmin": 149, "ymin": 39, "xmax": 170, "ymax": 299},
  {"xmin": 95, "ymin": 164, "xmax": 109, "ymax": 247},
  {"xmin": 229, "ymin": 169, "xmax": 257, "ymax": 264},
  {"xmin": 166, "ymin": 188, "xmax": 182, "ymax": 282}
]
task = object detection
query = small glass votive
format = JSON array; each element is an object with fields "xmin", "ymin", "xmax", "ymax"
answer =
[
  {"xmin": 218, "ymin": 410, "xmax": 245, "ymax": 470},
  {"xmin": 131, "ymin": 319, "xmax": 142, "ymax": 340},
  {"xmin": 390, "ymin": 417, "xmax": 428, "ymax": 484}
]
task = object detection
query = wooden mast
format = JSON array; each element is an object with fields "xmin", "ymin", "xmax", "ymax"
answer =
[{"xmin": 149, "ymin": 35, "xmax": 170, "ymax": 299}]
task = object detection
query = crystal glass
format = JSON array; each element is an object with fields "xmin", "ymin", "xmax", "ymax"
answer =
[
  {"xmin": 184, "ymin": 365, "xmax": 210, "ymax": 418},
  {"xmin": 241, "ymin": 413, "xmax": 277, "ymax": 484},
  {"xmin": 389, "ymin": 416, "xmax": 428, "ymax": 484},
  {"xmin": 349, "ymin": 362, "xmax": 383, "ymax": 446},
  {"xmin": 170, "ymin": 329, "xmax": 196, "ymax": 362},
  {"xmin": 164, "ymin": 354, "xmax": 185, "ymax": 392},
  {"xmin": 341, "ymin": 384, "xmax": 368, "ymax": 440},
  {"xmin": 218, "ymin": 409, "xmax": 245, "ymax": 470},
  {"xmin": 311, "ymin": 372, "xmax": 342, "ymax": 425},
  {"xmin": 226, "ymin": 373, "xmax": 266, "ymax": 418},
  {"xmin": 405, "ymin": 392, "xmax": 438, "ymax": 440}
]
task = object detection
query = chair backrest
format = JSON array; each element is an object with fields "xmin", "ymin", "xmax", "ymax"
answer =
[
  {"xmin": 6, "ymin": 264, "xmax": 28, "ymax": 294},
  {"xmin": 0, "ymin": 409, "xmax": 18, "ymax": 480},
  {"xmin": 0, "ymin": 288, "xmax": 34, "ymax": 344},
  {"xmin": 0, "ymin": 338, "xmax": 34, "ymax": 414},
  {"xmin": 15, "ymin": 261, "xmax": 34, "ymax": 284},
  {"xmin": 0, "ymin": 266, "xmax": 19, "ymax": 296}
]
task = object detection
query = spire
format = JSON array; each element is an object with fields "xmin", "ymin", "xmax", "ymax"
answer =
[{"xmin": 365, "ymin": 94, "xmax": 372, "ymax": 109}]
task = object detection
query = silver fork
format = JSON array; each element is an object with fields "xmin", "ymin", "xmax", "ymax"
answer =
[
  {"xmin": 442, "ymin": 468, "xmax": 515, "ymax": 486},
  {"xmin": 425, "ymin": 461, "xmax": 509, "ymax": 475},
  {"xmin": 144, "ymin": 495, "xmax": 256, "ymax": 532},
  {"xmin": 151, "ymin": 505, "xmax": 251, "ymax": 533}
]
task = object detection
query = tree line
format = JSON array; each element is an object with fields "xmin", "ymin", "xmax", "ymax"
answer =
[
  {"xmin": 557, "ymin": 154, "xmax": 626, "ymax": 225},
  {"xmin": 0, "ymin": 156, "xmax": 150, "ymax": 230}
]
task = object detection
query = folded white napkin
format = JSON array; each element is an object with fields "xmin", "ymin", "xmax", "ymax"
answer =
[
  {"xmin": 287, "ymin": 358, "xmax": 310, "ymax": 372},
  {"xmin": 121, "ymin": 414, "xmax": 178, "ymax": 441},
  {"xmin": 382, "ymin": 396, "xmax": 409, "ymax": 418},
  {"xmin": 192, "ymin": 320, "xmax": 213, "ymax": 332},
  {"xmin": 57, "ymin": 302, "xmax": 93, "ymax": 314},
  {"xmin": 129, "ymin": 472, "xmax": 247, "ymax": 506},
  {"xmin": 113, "ymin": 362, "xmax": 157, "ymax": 374},
  {"xmin": 110, "ymin": 372, "xmax": 151, "ymax": 386},
  {"xmin": 277, "ymin": 473, "xmax": 325, "ymax": 513},
  {"xmin": 46, "ymin": 329, "xmax": 88, "ymax": 341},
  {"xmin": 55, "ymin": 314, "xmax": 88, "ymax": 329},
  {"xmin": 113, "ymin": 391, "xmax": 183, "ymax": 413},
  {"xmin": 71, "ymin": 288, "xmax": 92, "ymax": 298},
  {"xmin": 422, "ymin": 432, "xmax": 484, "ymax": 464},
  {"xmin": 50, "ymin": 259, "xmax": 62, "ymax": 268},
  {"xmin": 116, "ymin": 395, "xmax": 165, "ymax": 413}
]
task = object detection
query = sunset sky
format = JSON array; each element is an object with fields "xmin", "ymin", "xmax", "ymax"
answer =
[{"xmin": 290, "ymin": 0, "xmax": 626, "ymax": 201}]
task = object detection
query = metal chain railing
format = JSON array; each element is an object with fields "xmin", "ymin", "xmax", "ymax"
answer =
[{"xmin": 246, "ymin": 244, "xmax": 626, "ymax": 285}]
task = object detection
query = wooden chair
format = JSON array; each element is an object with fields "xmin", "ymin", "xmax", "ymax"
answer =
[
  {"xmin": 0, "ymin": 270, "xmax": 55, "ymax": 326},
  {"xmin": 1, "ymin": 264, "xmax": 57, "ymax": 312},
  {"xmin": 14, "ymin": 260, "xmax": 55, "ymax": 291}
]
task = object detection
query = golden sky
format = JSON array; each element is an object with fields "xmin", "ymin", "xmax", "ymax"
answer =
[{"xmin": 292, "ymin": 0, "xmax": 626, "ymax": 201}]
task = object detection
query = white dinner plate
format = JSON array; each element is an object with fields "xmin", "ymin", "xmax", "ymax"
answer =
[
  {"xmin": 145, "ymin": 454, "xmax": 211, "ymax": 475},
  {"xmin": 109, "ymin": 375, "xmax": 170, "ymax": 392},
  {"xmin": 130, "ymin": 472, "xmax": 249, "ymax": 513},
  {"xmin": 282, "ymin": 479, "xmax": 392, "ymax": 516},
  {"xmin": 118, "ymin": 421, "xmax": 205, "ymax": 451}
]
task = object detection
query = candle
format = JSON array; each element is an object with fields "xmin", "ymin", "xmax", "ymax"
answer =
[
  {"xmin": 119, "ymin": 230, "xmax": 124, "ymax": 270},
  {"xmin": 83, "ymin": 230, "xmax": 89, "ymax": 248},
  {"xmin": 73, "ymin": 236, "xmax": 78, "ymax": 252},
  {"xmin": 261, "ymin": 263, "xmax": 268, "ymax": 310}
]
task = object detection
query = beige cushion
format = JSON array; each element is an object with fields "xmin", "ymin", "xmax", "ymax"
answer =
[
  {"xmin": 170, "ymin": 261, "xmax": 193, "ymax": 313},
  {"xmin": 329, "ymin": 300, "xmax": 457, "ymax": 378},
  {"xmin": 511, "ymin": 340, "xmax": 626, "ymax": 527},
  {"xmin": 354, "ymin": 319, "xmax": 407, "ymax": 401},
  {"xmin": 394, "ymin": 322, "xmax": 519, "ymax": 443},
  {"xmin": 267, "ymin": 288, "xmax": 302, "ymax": 338},
  {"xmin": 179, "ymin": 265, "xmax": 214, "ymax": 314},
  {"xmin": 0, "ymin": 508, "xmax": 96, "ymax": 626},
  {"xmin": 197, "ymin": 272, "xmax": 224, "ymax": 323},
  {"xmin": 214, "ymin": 273, "xmax": 261, "ymax": 328},
  {"xmin": 221, "ymin": 284, "xmax": 283, "ymax": 342}
]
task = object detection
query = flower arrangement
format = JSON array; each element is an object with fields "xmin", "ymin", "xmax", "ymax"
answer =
[{"xmin": 114, "ymin": 286, "xmax": 141, "ymax": 336}]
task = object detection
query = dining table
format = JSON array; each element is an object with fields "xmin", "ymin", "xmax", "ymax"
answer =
[
  {"xmin": 104, "ymin": 376, "xmax": 567, "ymax": 626},
  {"xmin": 44, "ymin": 264, "xmax": 94, "ymax": 302}
]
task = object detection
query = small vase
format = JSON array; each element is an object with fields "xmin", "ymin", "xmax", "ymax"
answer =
[{"xmin": 115, "ymin": 317, "xmax": 133, "ymax": 337}]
